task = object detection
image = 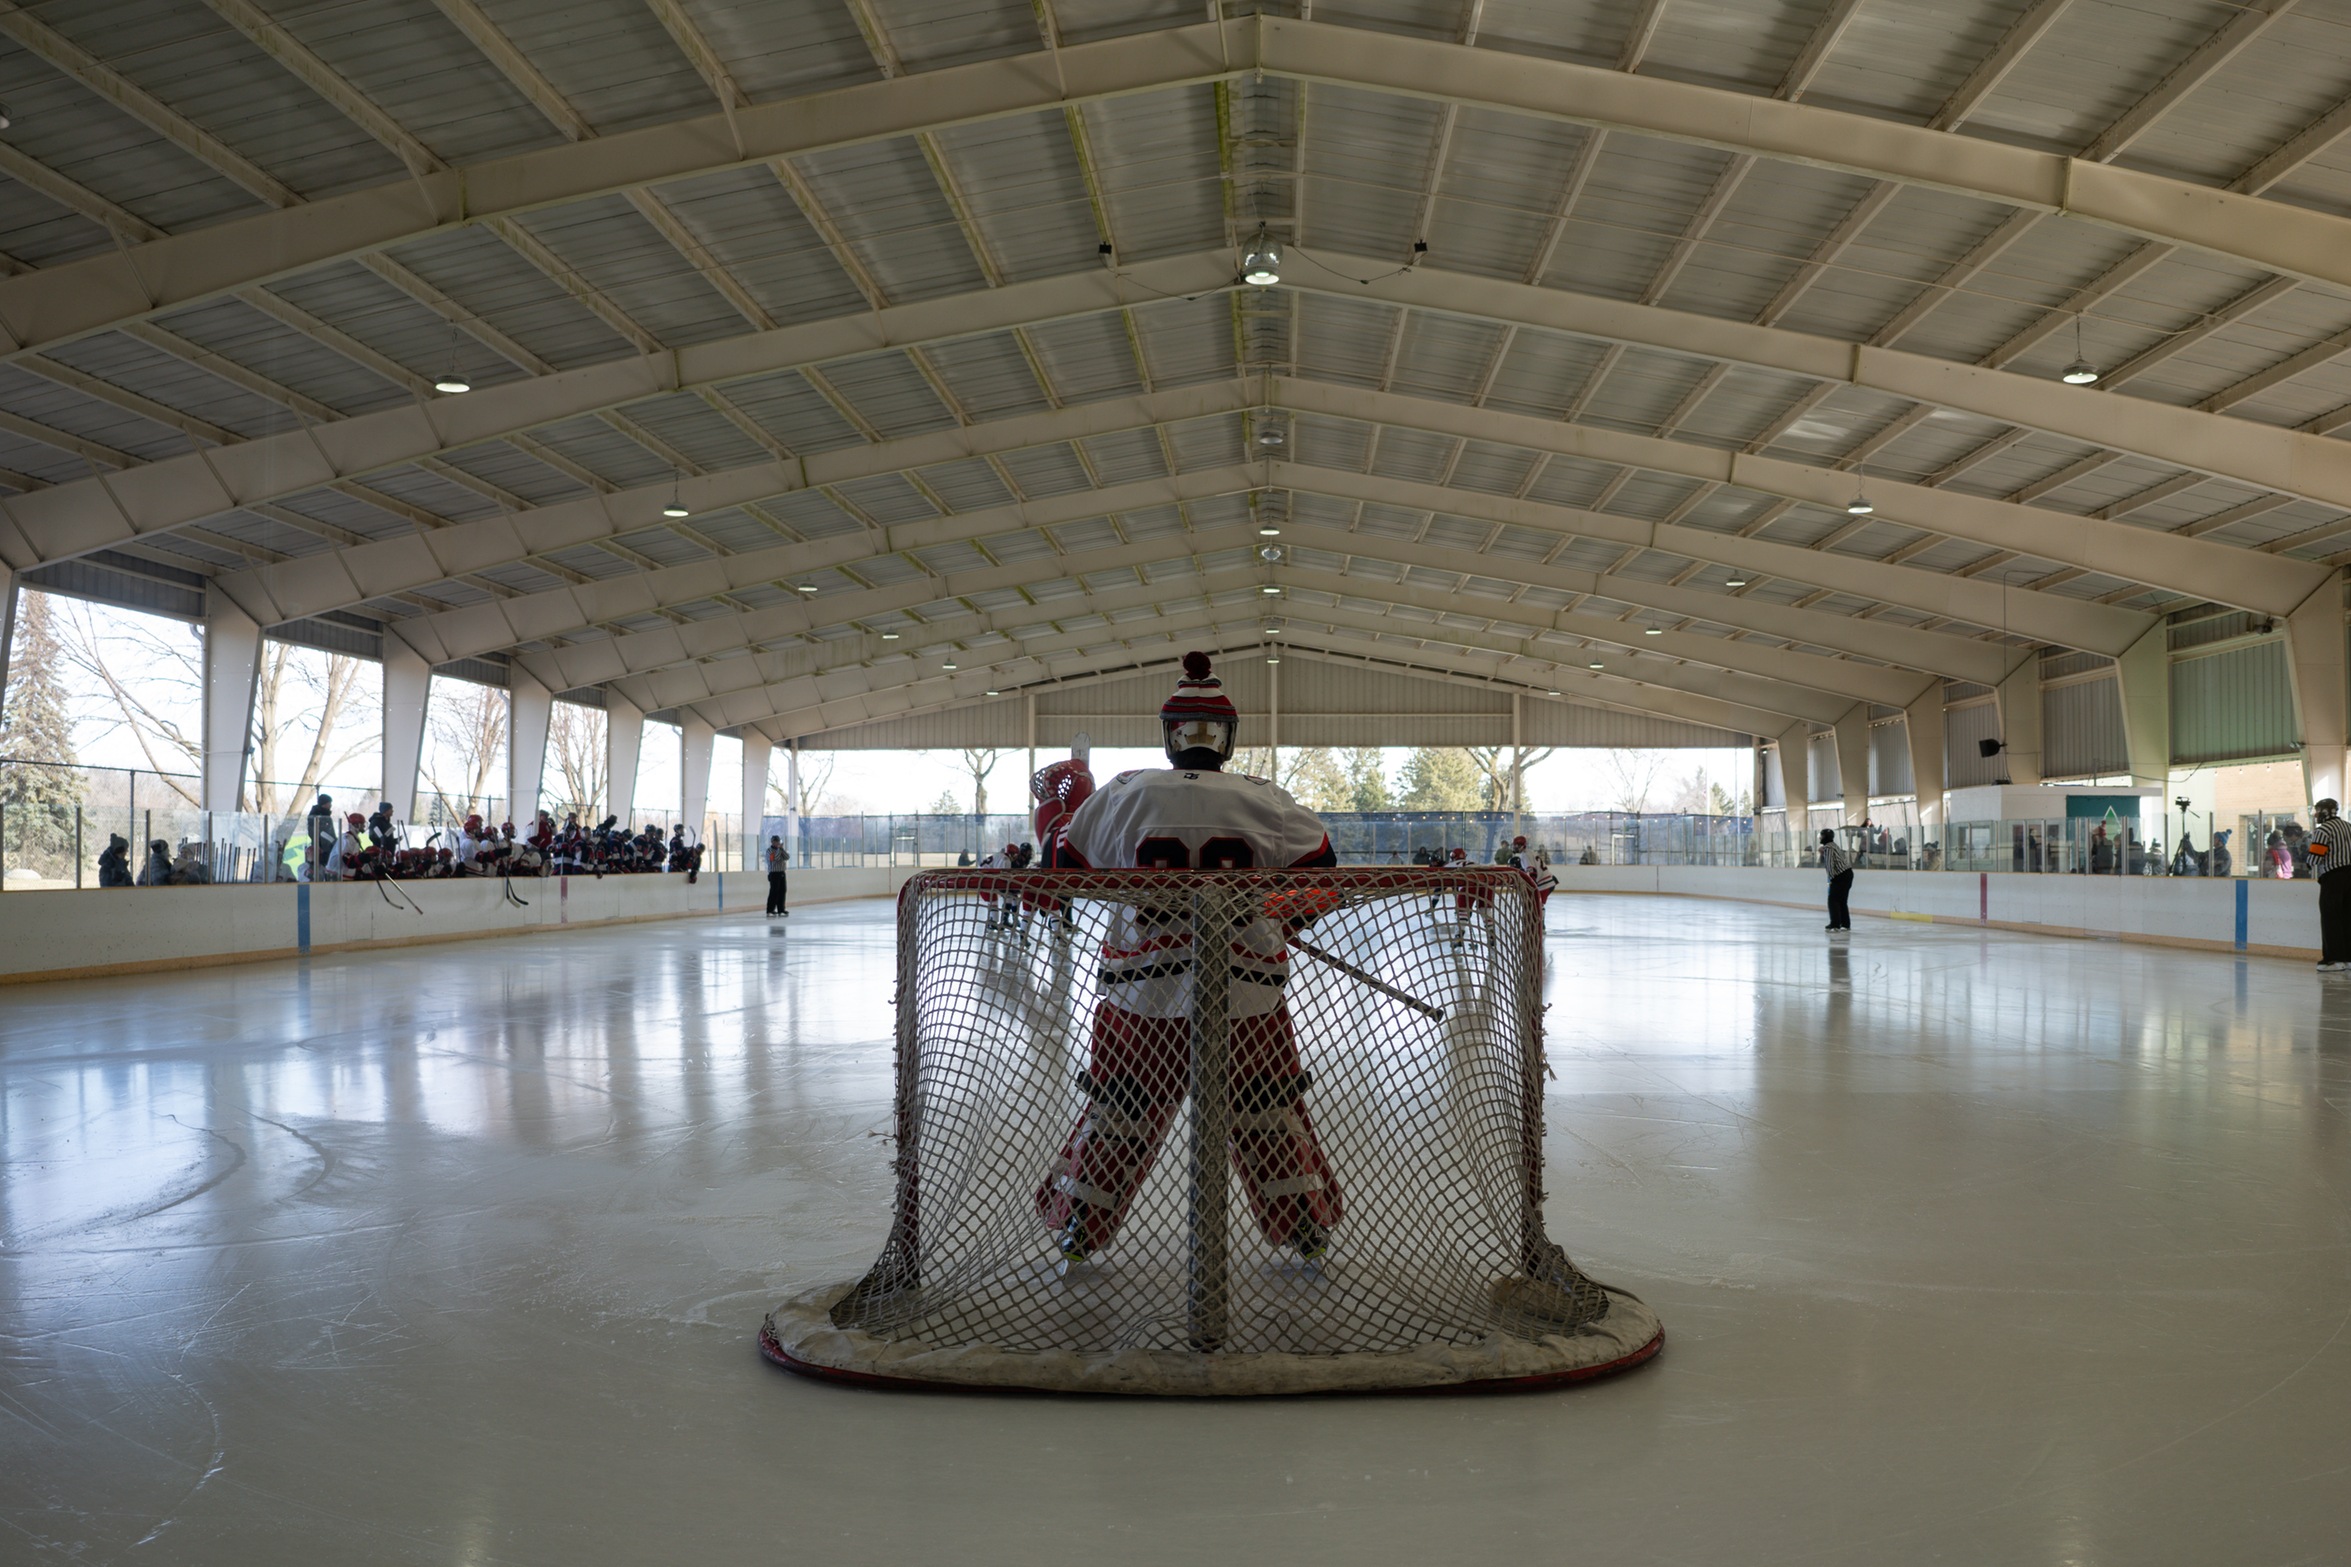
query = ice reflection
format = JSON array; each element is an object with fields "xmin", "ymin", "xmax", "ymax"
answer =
[{"xmin": 7, "ymin": 895, "xmax": 2351, "ymax": 1565}]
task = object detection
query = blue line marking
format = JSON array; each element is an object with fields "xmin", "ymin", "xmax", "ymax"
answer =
[
  {"xmin": 2234, "ymin": 878, "xmax": 2248, "ymax": 952},
  {"xmin": 297, "ymin": 880, "xmax": 311, "ymax": 955}
]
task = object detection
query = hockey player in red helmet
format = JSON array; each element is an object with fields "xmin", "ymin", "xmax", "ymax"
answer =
[{"xmin": 1035, "ymin": 651, "xmax": 1344, "ymax": 1265}]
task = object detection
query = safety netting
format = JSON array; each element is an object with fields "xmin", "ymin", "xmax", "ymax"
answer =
[{"xmin": 761, "ymin": 868, "xmax": 1661, "ymax": 1394}]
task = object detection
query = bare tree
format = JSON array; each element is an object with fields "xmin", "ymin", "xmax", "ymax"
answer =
[
  {"xmin": 248, "ymin": 644, "xmax": 374, "ymax": 815},
  {"xmin": 1603, "ymin": 748, "xmax": 1669, "ymax": 813},
  {"xmin": 928, "ymin": 747, "xmax": 1001, "ymax": 814},
  {"xmin": 778, "ymin": 749, "xmax": 841, "ymax": 816},
  {"xmin": 546, "ymin": 701, "xmax": 607, "ymax": 821},
  {"xmin": 1467, "ymin": 744, "xmax": 1559, "ymax": 814},
  {"xmin": 54, "ymin": 599, "xmax": 202, "ymax": 803},
  {"xmin": 420, "ymin": 679, "xmax": 507, "ymax": 823}
]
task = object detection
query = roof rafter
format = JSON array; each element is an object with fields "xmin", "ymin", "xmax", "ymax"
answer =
[{"xmin": 24, "ymin": 17, "xmax": 2351, "ymax": 370}]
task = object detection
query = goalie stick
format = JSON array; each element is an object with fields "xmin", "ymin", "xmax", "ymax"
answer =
[{"xmin": 1287, "ymin": 934, "xmax": 1446, "ymax": 1021}]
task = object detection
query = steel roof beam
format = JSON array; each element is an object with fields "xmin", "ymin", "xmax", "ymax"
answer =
[
  {"xmin": 718, "ymin": 612, "xmax": 1795, "ymax": 743},
  {"xmin": 522, "ymin": 489, "xmax": 2005, "ymax": 707},
  {"xmin": 1270, "ymin": 390, "xmax": 2163, "ymax": 645},
  {"xmin": 23, "ymin": 17, "xmax": 2351, "ymax": 368},
  {"xmin": 206, "ymin": 385, "xmax": 1254, "ymax": 624},
  {"xmin": 383, "ymin": 463, "xmax": 1261, "ymax": 666},
  {"xmin": 0, "ymin": 254, "xmax": 1237, "ymax": 572},
  {"xmin": 700, "ymin": 607, "xmax": 1796, "ymax": 745},
  {"xmin": 496, "ymin": 535, "xmax": 1931, "ymax": 720},
  {"xmin": 1274, "ymin": 282, "xmax": 2349, "ymax": 601},
  {"xmin": 0, "ymin": 1, "xmax": 299, "ymax": 209},
  {"xmin": 371, "ymin": 444, "xmax": 2018, "ymax": 685}
]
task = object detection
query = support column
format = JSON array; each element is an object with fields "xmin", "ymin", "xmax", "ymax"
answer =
[
  {"xmin": 1760, "ymin": 722, "xmax": 1805, "ymax": 818},
  {"xmin": 1995, "ymin": 658, "xmax": 2044, "ymax": 786},
  {"xmin": 680, "ymin": 717, "xmax": 715, "ymax": 836},
  {"xmin": 1832, "ymin": 704, "xmax": 1871, "ymax": 826},
  {"xmin": 381, "ymin": 640, "xmax": 430, "ymax": 819},
  {"xmin": 2116, "ymin": 623, "xmax": 2171, "ymax": 791},
  {"xmin": 0, "ymin": 564, "xmax": 16, "ymax": 703},
  {"xmin": 740, "ymin": 731, "xmax": 772, "ymax": 870},
  {"xmin": 508, "ymin": 667, "xmax": 552, "ymax": 825},
  {"xmin": 605, "ymin": 691, "xmax": 645, "ymax": 824},
  {"xmin": 200, "ymin": 590, "xmax": 264, "ymax": 814},
  {"xmin": 1267, "ymin": 656, "xmax": 1280, "ymax": 781},
  {"xmin": 2286, "ymin": 578, "xmax": 2349, "ymax": 804},
  {"xmin": 785, "ymin": 739, "xmax": 801, "ymax": 858},
  {"xmin": 1903, "ymin": 687, "xmax": 1947, "ymax": 829}
]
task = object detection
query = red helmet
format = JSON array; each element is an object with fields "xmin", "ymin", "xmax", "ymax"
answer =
[
  {"xmin": 464, "ymin": 814, "xmax": 483, "ymax": 831},
  {"xmin": 347, "ymin": 812, "xmax": 365, "ymax": 826},
  {"xmin": 1512, "ymin": 835, "xmax": 1527, "ymax": 848}
]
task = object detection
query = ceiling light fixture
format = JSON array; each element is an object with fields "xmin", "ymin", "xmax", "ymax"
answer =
[
  {"xmin": 942, "ymin": 661, "xmax": 958, "ymax": 671},
  {"xmin": 1547, "ymin": 689, "xmax": 1561, "ymax": 696},
  {"xmin": 796, "ymin": 583, "xmax": 818, "ymax": 593},
  {"xmin": 1241, "ymin": 227, "xmax": 1282, "ymax": 287},
  {"xmin": 1261, "ymin": 584, "xmax": 1282, "ymax": 595},
  {"xmin": 0, "ymin": 104, "xmax": 14, "ymax": 132},
  {"xmin": 1258, "ymin": 523, "xmax": 1282, "ymax": 537},
  {"xmin": 2061, "ymin": 314, "xmax": 2100, "ymax": 384},
  {"xmin": 661, "ymin": 471, "xmax": 690, "ymax": 519},
  {"xmin": 433, "ymin": 324, "xmax": 470, "ymax": 395},
  {"xmin": 1644, "ymin": 626, "xmax": 1663, "ymax": 635},
  {"xmin": 1845, "ymin": 485, "xmax": 1873, "ymax": 517},
  {"xmin": 880, "ymin": 631, "xmax": 898, "ymax": 640},
  {"xmin": 1260, "ymin": 545, "xmax": 1283, "ymax": 562},
  {"xmin": 1724, "ymin": 575, "xmax": 1748, "ymax": 587},
  {"xmin": 1587, "ymin": 660, "xmax": 1604, "ymax": 670},
  {"xmin": 986, "ymin": 689, "xmax": 1000, "ymax": 696}
]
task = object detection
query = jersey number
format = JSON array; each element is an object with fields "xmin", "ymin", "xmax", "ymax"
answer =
[{"xmin": 1136, "ymin": 837, "xmax": 1256, "ymax": 870}]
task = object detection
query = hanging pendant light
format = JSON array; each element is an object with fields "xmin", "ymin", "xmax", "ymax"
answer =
[
  {"xmin": 1241, "ymin": 227, "xmax": 1281, "ymax": 286},
  {"xmin": 661, "ymin": 471, "xmax": 690, "ymax": 519},
  {"xmin": 433, "ymin": 323, "xmax": 470, "ymax": 395},
  {"xmin": 2061, "ymin": 314, "xmax": 2100, "ymax": 384}
]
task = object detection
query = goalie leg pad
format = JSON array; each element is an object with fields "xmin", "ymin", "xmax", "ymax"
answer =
[
  {"xmin": 1034, "ymin": 1008, "xmax": 1187, "ymax": 1251},
  {"xmin": 1225, "ymin": 1012, "xmax": 1345, "ymax": 1243}
]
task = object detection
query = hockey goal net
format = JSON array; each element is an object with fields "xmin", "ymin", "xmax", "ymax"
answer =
[{"xmin": 760, "ymin": 867, "xmax": 1662, "ymax": 1394}]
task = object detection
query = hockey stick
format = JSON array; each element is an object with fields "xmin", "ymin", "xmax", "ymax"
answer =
[{"xmin": 1288, "ymin": 935, "xmax": 1446, "ymax": 1021}]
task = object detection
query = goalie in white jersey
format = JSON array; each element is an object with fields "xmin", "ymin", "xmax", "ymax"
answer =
[{"xmin": 1033, "ymin": 651, "xmax": 1345, "ymax": 1263}]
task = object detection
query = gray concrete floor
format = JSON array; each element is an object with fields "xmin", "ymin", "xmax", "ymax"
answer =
[{"xmin": 4, "ymin": 895, "xmax": 2348, "ymax": 1565}]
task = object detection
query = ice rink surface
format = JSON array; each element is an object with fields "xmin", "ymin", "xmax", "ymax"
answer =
[{"xmin": 4, "ymin": 892, "xmax": 2349, "ymax": 1565}]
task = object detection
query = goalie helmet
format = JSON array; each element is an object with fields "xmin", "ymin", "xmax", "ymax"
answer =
[{"xmin": 1161, "ymin": 650, "xmax": 1237, "ymax": 766}]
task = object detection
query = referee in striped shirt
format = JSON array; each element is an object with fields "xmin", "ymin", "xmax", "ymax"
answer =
[
  {"xmin": 1819, "ymin": 828, "xmax": 1854, "ymax": 935},
  {"xmin": 2312, "ymin": 799, "xmax": 2351, "ymax": 971}
]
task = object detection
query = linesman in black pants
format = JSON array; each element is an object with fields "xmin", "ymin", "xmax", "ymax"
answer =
[
  {"xmin": 1820, "ymin": 828, "xmax": 1854, "ymax": 936},
  {"xmin": 764, "ymin": 835, "xmax": 791, "ymax": 918},
  {"xmin": 2311, "ymin": 799, "xmax": 2350, "ymax": 971}
]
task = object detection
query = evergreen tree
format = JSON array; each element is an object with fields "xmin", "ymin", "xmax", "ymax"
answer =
[
  {"xmin": 1397, "ymin": 748, "xmax": 1484, "ymax": 811},
  {"xmin": 0, "ymin": 591, "xmax": 84, "ymax": 877},
  {"xmin": 1342, "ymin": 748, "xmax": 1391, "ymax": 812}
]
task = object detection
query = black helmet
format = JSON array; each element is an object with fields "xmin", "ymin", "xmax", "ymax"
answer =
[{"xmin": 1819, "ymin": 829, "xmax": 1835, "ymax": 844}]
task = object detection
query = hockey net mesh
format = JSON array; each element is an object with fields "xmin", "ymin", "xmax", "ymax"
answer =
[{"xmin": 821, "ymin": 868, "xmax": 1621, "ymax": 1364}]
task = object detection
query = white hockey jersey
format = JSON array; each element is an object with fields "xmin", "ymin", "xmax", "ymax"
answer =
[{"xmin": 1061, "ymin": 767, "xmax": 1334, "ymax": 1021}]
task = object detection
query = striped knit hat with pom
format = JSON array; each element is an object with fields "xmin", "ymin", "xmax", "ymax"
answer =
[{"xmin": 1160, "ymin": 651, "xmax": 1237, "ymax": 726}]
